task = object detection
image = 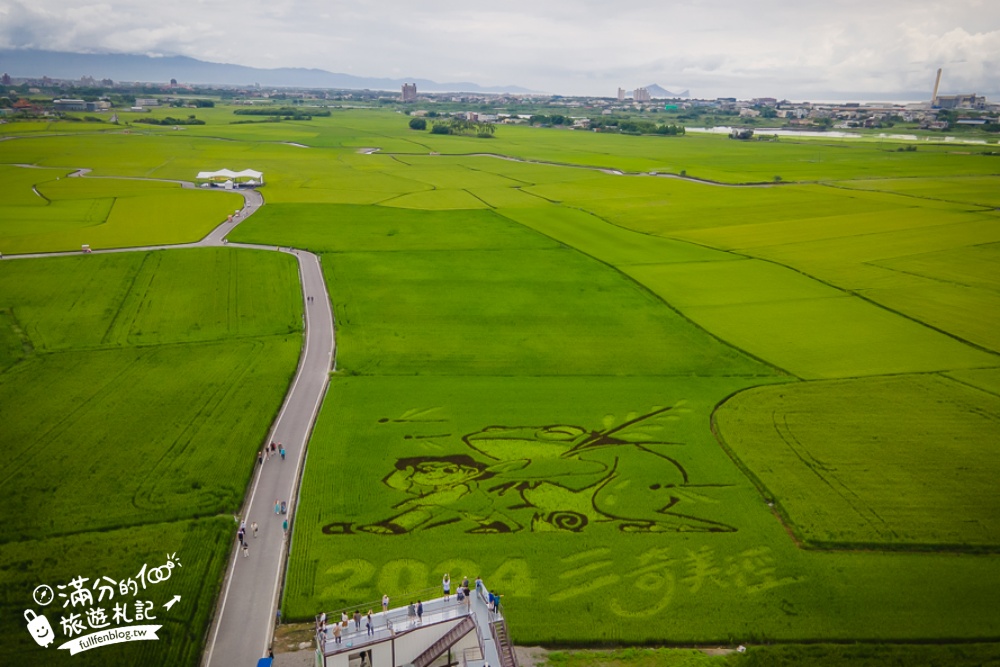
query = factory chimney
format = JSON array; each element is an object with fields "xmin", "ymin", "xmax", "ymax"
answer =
[{"xmin": 931, "ymin": 68, "xmax": 942, "ymax": 107}]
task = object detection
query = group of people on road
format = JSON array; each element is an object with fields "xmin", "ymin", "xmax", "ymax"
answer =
[
  {"xmin": 241, "ymin": 438, "xmax": 294, "ymax": 563},
  {"xmin": 260, "ymin": 441, "xmax": 286, "ymax": 463},
  {"xmin": 235, "ymin": 520, "xmax": 259, "ymax": 558}
]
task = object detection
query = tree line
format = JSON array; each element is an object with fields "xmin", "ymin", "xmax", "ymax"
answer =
[
  {"xmin": 409, "ymin": 117, "xmax": 496, "ymax": 137},
  {"xmin": 234, "ymin": 107, "xmax": 331, "ymax": 119}
]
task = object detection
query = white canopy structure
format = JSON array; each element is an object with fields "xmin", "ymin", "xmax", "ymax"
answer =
[{"xmin": 195, "ymin": 169, "xmax": 264, "ymax": 186}]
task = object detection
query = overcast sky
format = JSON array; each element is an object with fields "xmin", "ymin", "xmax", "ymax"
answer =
[{"xmin": 1, "ymin": 0, "xmax": 998, "ymax": 99}]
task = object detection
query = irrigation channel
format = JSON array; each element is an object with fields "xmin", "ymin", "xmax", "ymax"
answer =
[{"xmin": 4, "ymin": 167, "xmax": 336, "ymax": 666}]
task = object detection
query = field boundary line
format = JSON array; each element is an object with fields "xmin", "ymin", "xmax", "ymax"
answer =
[
  {"xmin": 376, "ymin": 150, "xmax": 787, "ymax": 187},
  {"xmin": 747, "ymin": 253, "xmax": 1000, "ymax": 359},
  {"xmin": 493, "ymin": 208, "xmax": 797, "ymax": 379}
]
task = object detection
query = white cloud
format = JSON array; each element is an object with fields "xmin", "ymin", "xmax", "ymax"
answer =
[{"xmin": 0, "ymin": 0, "xmax": 997, "ymax": 97}]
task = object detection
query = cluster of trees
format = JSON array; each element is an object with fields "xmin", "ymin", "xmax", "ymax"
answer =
[
  {"xmin": 529, "ymin": 114, "xmax": 569, "ymax": 126},
  {"xmin": 590, "ymin": 118, "xmax": 685, "ymax": 136},
  {"xmin": 169, "ymin": 99, "xmax": 214, "ymax": 108},
  {"xmin": 410, "ymin": 117, "xmax": 496, "ymax": 137},
  {"xmin": 134, "ymin": 116, "xmax": 206, "ymax": 126},
  {"xmin": 233, "ymin": 107, "xmax": 331, "ymax": 120}
]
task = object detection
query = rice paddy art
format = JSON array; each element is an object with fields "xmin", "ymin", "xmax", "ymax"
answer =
[{"xmin": 323, "ymin": 406, "xmax": 735, "ymax": 537}]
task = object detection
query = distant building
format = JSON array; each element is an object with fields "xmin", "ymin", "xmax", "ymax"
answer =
[
  {"xmin": 633, "ymin": 87, "xmax": 651, "ymax": 103},
  {"xmin": 617, "ymin": 87, "xmax": 626, "ymax": 102},
  {"xmin": 401, "ymin": 83, "xmax": 417, "ymax": 102},
  {"xmin": 1, "ymin": 73, "xmax": 10, "ymax": 85},
  {"xmin": 935, "ymin": 94, "xmax": 986, "ymax": 110},
  {"xmin": 135, "ymin": 98, "xmax": 158, "ymax": 107},
  {"xmin": 53, "ymin": 99, "xmax": 87, "ymax": 112}
]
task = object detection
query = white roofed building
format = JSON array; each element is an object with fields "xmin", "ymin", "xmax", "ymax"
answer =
[{"xmin": 195, "ymin": 169, "xmax": 264, "ymax": 188}]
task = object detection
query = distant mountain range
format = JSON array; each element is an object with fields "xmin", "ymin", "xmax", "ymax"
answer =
[
  {"xmin": 0, "ymin": 49, "xmax": 538, "ymax": 94},
  {"xmin": 643, "ymin": 84, "xmax": 689, "ymax": 98}
]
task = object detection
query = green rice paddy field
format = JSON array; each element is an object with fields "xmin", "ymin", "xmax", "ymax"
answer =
[
  {"xmin": 2, "ymin": 108, "xmax": 999, "ymax": 661},
  {"xmin": 0, "ymin": 249, "xmax": 302, "ymax": 665}
]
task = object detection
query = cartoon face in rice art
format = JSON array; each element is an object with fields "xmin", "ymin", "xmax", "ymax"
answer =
[{"xmin": 326, "ymin": 406, "xmax": 736, "ymax": 536}]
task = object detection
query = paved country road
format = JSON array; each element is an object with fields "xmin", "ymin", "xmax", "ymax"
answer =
[{"xmin": 3, "ymin": 172, "xmax": 335, "ymax": 666}]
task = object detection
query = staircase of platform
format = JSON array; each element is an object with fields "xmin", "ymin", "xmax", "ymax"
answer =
[
  {"xmin": 412, "ymin": 616, "xmax": 477, "ymax": 667},
  {"xmin": 490, "ymin": 618, "xmax": 518, "ymax": 667}
]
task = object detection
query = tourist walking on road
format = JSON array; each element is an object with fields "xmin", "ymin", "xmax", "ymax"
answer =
[
  {"xmin": 283, "ymin": 518, "xmax": 288, "ymax": 534},
  {"xmin": 252, "ymin": 521, "xmax": 258, "ymax": 537},
  {"xmin": 443, "ymin": 573, "xmax": 451, "ymax": 600},
  {"xmin": 366, "ymin": 610, "xmax": 374, "ymax": 636},
  {"xmin": 333, "ymin": 623, "xmax": 342, "ymax": 644},
  {"xmin": 416, "ymin": 600, "xmax": 423, "ymax": 624},
  {"xmin": 354, "ymin": 610, "xmax": 361, "ymax": 630},
  {"xmin": 280, "ymin": 445, "xmax": 286, "ymax": 460},
  {"xmin": 407, "ymin": 602, "xmax": 415, "ymax": 625},
  {"xmin": 242, "ymin": 543, "xmax": 249, "ymax": 558},
  {"xmin": 382, "ymin": 594, "xmax": 389, "ymax": 614},
  {"xmin": 275, "ymin": 499, "xmax": 280, "ymax": 515}
]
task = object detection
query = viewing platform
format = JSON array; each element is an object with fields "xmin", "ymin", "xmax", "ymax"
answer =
[{"xmin": 314, "ymin": 582, "xmax": 515, "ymax": 667}]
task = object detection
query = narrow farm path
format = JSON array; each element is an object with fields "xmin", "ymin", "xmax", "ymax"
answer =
[{"xmin": 3, "ymin": 168, "xmax": 335, "ymax": 666}]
